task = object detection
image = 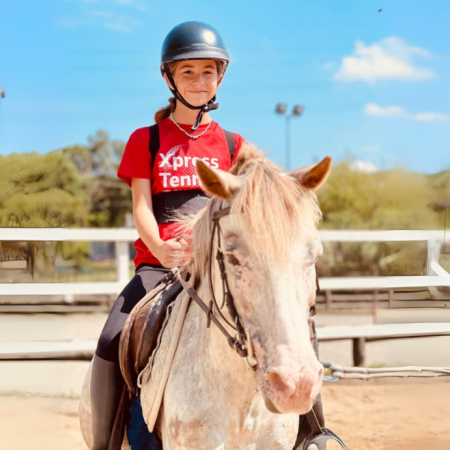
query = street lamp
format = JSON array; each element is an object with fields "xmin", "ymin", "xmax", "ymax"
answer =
[{"xmin": 275, "ymin": 103, "xmax": 304, "ymax": 171}]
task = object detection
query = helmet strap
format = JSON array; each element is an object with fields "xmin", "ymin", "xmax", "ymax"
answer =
[{"xmin": 163, "ymin": 63, "xmax": 219, "ymax": 132}]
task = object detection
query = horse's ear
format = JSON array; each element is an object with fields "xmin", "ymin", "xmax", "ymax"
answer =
[
  {"xmin": 196, "ymin": 159, "xmax": 241, "ymax": 200},
  {"xmin": 288, "ymin": 156, "xmax": 332, "ymax": 191}
]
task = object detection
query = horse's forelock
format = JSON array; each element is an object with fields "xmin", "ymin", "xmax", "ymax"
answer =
[{"xmin": 230, "ymin": 160, "xmax": 321, "ymax": 266}]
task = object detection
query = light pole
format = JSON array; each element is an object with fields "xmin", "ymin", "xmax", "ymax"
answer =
[{"xmin": 275, "ymin": 103, "xmax": 304, "ymax": 172}]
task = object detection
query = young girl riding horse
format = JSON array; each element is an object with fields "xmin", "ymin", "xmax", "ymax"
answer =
[{"xmin": 89, "ymin": 21, "xmax": 338, "ymax": 450}]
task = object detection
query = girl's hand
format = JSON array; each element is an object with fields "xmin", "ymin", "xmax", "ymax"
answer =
[{"xmin": 153, "ymin": 238, "xmax": 188, "ymax": 268}]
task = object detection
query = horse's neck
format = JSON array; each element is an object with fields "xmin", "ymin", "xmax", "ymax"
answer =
[{"xmin": 190, "ymin": 280, "xmax": 259, "ymax": 413}]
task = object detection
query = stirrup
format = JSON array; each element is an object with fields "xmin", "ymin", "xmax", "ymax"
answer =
[
  {"xmin": 302, "ymin": 409, "xmax": 348, "ymax": 450},
  {"xmin": 303, "ymin": 428, "xmax": 348, "ymax": 450}
]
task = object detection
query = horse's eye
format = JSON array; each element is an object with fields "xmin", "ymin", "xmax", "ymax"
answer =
[{"xmin": 226, "ymin": 254, "xmax": 240, "ymax": 266}]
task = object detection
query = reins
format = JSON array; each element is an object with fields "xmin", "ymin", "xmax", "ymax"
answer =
[{"xmin": 172, "ymin": 268, "xmax": 250, "ymax": 359}]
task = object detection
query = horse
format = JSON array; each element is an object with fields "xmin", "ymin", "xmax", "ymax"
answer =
[
  {"xmin": 147, "ymin": 145, "xmax": 331, "ymax": 449},
  {"xmin": 80, "ymin": 144, "xmax": 331, "ymax": 449}
]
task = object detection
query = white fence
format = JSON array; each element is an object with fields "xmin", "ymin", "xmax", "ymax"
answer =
[
  {"xmin": 1, "ymin": 228, "xmax": 449, "ymax": 365},
  {"xmin": 0, "ymin": 228, "xmax": 449, "ymax": 301}
]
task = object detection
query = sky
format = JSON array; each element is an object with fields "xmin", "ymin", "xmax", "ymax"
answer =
[{"xmin": 0, "ymin": 0, "xmax": 449, "ymax": 173}]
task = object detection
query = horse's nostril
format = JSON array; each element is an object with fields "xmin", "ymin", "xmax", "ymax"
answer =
[{"xmin": 266, "ymin": 369, "xmax": 296, "ymax": 397}]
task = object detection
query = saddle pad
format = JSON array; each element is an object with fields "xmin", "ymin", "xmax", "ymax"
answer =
[
  {"xmin": 120, "ymin": 279, "xmax": 182, "ymax": 395},
  {"xmin": 139, "ymin": 290, "xmax": 191, "ymax": 432}
]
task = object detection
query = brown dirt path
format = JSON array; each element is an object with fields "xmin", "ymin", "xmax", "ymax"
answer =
[{"xmin": 1, "ymin": 379, "xmax": 449, "ymax": 449}]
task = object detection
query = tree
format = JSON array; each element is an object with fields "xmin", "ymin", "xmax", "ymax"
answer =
[
  {"xmin": 316, "ymin": 160, "xmax": 442, "ymax": 277},
  {"xmin": 63, "ymin": 130, "xmax": 132, "ymax": 228},
  {"xmin": 0, "ymin": 151, "xmax": 91, "ymax": 278}
]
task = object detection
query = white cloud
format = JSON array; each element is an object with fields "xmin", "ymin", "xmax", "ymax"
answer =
[
  {"xmin": 334, "ymin": 37, "xmax": 435, "ymax": 83},
  {"xmin": 364, "ymin": 103, "xmax": 449, "ymax": 122},
  {"xmin": 364, "ymin": 103, "xmax": 405, "ymax": 117},
  {"xmin": 414, "ymin": 112, "xmax": 449, "ymax": 122},
  {"xmin": 351, "ymin": 161, "xmax": 378, "ymax": 174}
]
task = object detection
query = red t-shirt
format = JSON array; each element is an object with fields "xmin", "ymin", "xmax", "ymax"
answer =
[{"xmin": 117, "ymin": 117, "xmax": 245, "ymax": 267}]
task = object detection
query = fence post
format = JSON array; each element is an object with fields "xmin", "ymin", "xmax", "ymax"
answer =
[
  {"xmin": 388, "ymin": 289, "xmax": 394, "ymax": 308},
  {"xmin": 427, "ymin": 239, "xmax": 442, "ymax": 275},
  {"xmin": 325, "ymin": 290, "xmax": 332, "ymax": 310},
  {"xmin": 352, "ymin": 337, "xmax": 365, "ymax": 366},
  {"xmin": 116, "ymin": 241, "xmax": 130, "ymax": 288},
  {"xmin": 427, "ymin": 239, "xmax": 435, "ymax": 275}
]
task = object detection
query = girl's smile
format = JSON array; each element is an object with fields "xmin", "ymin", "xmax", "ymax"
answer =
[{"xmin": 164, "ymin": 59, "xmax": 222, "ymax": 110}]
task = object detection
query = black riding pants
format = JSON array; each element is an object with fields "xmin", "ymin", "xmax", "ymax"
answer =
[{"xmin": 96, "ymin": 263, "xmax": 170, "ymax": 364}]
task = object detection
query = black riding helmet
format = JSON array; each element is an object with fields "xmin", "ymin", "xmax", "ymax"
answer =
[{"xmin": 161, "ymin": 22, "xmax": 230, "ymax": 131}]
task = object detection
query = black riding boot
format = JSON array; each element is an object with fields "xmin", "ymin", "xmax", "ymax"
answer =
[{"xmin": 90, "ymin": 354, "xmax": 125, "ymax": 450}]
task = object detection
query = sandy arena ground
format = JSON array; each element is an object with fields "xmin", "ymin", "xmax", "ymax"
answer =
[
  {"xmin": 1, "ymin": 378, "xmax": 449, "ymax": 450},
  {"xmin": 1, "ymin": 311, "xmax": 450, "ymax": 449}
]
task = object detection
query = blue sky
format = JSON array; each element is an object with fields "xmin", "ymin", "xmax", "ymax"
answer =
[{"xmin": 1, "ymin": 0, "xmax": 449, "ymax": 173}]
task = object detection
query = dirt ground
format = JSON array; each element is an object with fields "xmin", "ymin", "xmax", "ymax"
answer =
[{"xmin": 1, "ymin": 379, "xmax": 449, "ymax": 450}]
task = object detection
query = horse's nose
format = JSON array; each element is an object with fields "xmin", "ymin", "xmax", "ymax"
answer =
[
  {"xmin": 266, "ymin": 369, "xmax": 297, "ymax": 398},
  {"xmin": 267, "ymin": 363, "xmax": 323, "ymax": 399}
]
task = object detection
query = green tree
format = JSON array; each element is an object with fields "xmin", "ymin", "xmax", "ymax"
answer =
[
  {"xmin": 318, "ymin": 160, "xmax": 440, "ymax": 230},
  {"xmin": 316, "ymin": 160, "xmax": 442, "ymax": 277},
  {"xmin": 0, "ymin": 151, "xmax": 89, "ymax": 227},
  {"xmin": 63, "ymin": 130, "xmax": 131, "ymax": 228},
  {"xmin": 0, "ymin": 150, "xmax": 92, "ymax": 278}
]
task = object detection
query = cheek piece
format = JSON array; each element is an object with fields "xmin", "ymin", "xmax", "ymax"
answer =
[{"xmin": 163, "ymin": 62, "xmax": 220, "ymax": 132}]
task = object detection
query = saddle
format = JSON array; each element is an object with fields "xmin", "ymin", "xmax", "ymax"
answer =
[{"xmin": 119, "ymin": 273, "xmax": 184, "ymax": 396}]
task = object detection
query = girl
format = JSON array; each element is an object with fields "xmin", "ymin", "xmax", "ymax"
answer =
[
  {"xmin": 89, "ymin": 20, "xmax": 335, "ymax": 450},
  {"xmin": 89, "ymin": 22, "xmax": 245, "ymax": 450}
]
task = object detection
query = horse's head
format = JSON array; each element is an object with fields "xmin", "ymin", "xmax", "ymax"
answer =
[{"xmin": 190, "ymin": 145, "xmax": 331, "ymax": 415}]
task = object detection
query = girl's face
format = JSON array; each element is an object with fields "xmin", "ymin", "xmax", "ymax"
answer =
[{"xmin": 164, "ymin": 59, "xmax": 222, "ymax": 107}]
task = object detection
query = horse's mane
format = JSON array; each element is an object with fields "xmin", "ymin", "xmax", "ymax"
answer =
[{"xmin": 177, "ymin": 144, "xmax": 322, "ymax": 279}]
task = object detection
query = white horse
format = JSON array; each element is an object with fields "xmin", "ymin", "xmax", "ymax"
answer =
[
  {"xmin": 152, "ymin": 145, "xmax": 331, "ymax": 449},
  {"xmin": 79, "ymin": 144, "xmax": 331, "ymax": 450}
]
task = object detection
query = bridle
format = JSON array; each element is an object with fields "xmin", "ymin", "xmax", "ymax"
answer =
[
  {"xmin": 174, "ymin": 202, "xmax": 258, "ymax": 369},
  {"xmin": 174, "ymin": 200, "xmax": 318, "ymax": 369},
  {"xmin": 209, "ymin": 205, "xmax": 258, "ymax": 365},
  {"xmin": 173, "ymin": 200, "xmax": 347, "ymax": 450}
]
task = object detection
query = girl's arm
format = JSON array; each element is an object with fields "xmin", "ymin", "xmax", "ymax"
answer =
[{"xmin": 131, "ymin": 178, "xmax": 186, "ymax": 268}]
